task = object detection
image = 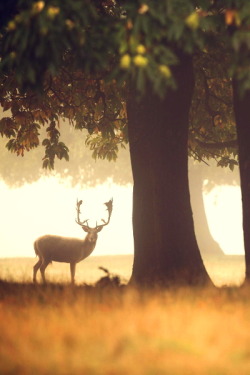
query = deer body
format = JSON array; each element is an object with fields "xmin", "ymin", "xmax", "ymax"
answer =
[
  {"xmin": 33, "ymin": 199, "xmax": 113, "ymax": 284},
  {"xmin": 34, "ymin": 233, "xmax": 97, "ymax": 263}
]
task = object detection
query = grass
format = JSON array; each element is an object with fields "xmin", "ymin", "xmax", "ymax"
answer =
[
  {"xmin": 0, "ymin": 255, "xmax": 249, "ymax": 374},
  {"xmin": 1, "ymin": 277, "xmax": 250, "ymax": 375},
  {"xmin": 0, "ymin": 253, "xmax": 245, "ymax": 286},
  {"xmin": 0, "ymin": 255, "xmax": 133, "ymax": 284}
]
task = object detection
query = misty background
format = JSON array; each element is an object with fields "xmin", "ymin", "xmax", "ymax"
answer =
[{"xmin": 0, "ymin": 122, "xmax": 244, "ymax": 259}]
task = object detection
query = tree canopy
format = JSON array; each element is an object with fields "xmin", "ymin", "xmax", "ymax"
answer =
[{"xmin": 1, "ymin": 0, "xmax": 247, "ymax": 170}]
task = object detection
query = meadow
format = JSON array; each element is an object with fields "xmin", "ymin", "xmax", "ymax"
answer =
[
  {"xmin": 1, "ymin": 254, "xmax": 250, "ymax": 375},
  {"xmin": 0, "ymin": 253, "xmax": 246, "ymax": 286}
]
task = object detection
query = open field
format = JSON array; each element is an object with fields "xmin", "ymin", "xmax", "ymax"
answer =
[
  {"xmin": 0, "ymin": 255, "xmax": 133, "ymax": 285},
  {"xmin": 0, "ymin": 254, "xmax": 248, "ymax": 374},
  {"xmin": 0, "ymin": 253, "xmax": 246, "ymax": 287}
]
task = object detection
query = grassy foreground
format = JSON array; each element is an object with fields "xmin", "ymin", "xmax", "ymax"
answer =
[{"xmin": 1, "ymin": 279, "xmax": 250, "ymax": 375}]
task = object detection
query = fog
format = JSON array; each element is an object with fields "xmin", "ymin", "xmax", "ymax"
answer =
[
  {"xmin": 0, "ymin": 128, "xmax": 245, "ymax": 258},
  {"xmin": 0, "ymin": 173, "xmax": 244, "ymax": 259},
  {"xmin": 203, "ymin": 184, "xmax": 244, "ymax": 254},
  {"xmin": 0, "ymin": 177, "xmax": 134, "ymax": 258}
]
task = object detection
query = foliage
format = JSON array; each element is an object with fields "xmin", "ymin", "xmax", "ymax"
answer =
[
  {"xmin": 1, "ymin": 0, "xmax": 250, "ymax": 170},
  {"xmin": 1, "ymin": 0, "xmax": 201, "ymax": 92},
  {"xmin": 189, "ymin": 45, "xmax": 238, "ymax": 170},
  {"xmin": 0, "ymin": 69, "xmax": 128, "ymax": 170},
  {"xmin": 0, "ymin": 126, "xmax": 132, "ymax": 187}
]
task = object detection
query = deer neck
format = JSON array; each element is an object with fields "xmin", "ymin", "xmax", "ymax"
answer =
[{"xmin": 81, "ymin": 234, "xmax": 97, "ymax": 258}]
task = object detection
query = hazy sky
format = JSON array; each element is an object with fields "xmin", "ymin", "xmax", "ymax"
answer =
[
  {"xmin": 0, "ymin": 177, "xmax": 244, "ymax": 258},
  {"xmin": 0, "ymin": 177, "xmax": 134, "ymax": 258}
]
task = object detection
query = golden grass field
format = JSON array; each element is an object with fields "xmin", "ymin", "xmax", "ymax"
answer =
[{"xmin": 1, "ymin": 254, "xmax": 250, "ymax": 375}]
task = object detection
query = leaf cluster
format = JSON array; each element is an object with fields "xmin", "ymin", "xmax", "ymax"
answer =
[
  {"xmin": 1, "ymin": 0, "xmax": 250, "ymax": 170},
  {"xmin": 189, "ymin": 44, "xmax": 238, "ymax": 169},
  {"xmin": 1, "ymin": 0, "xmax": 118, "ymax": 89}
]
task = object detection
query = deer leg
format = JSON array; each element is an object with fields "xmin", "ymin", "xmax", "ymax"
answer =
[
  {"xmin": 40, "ymin": 259, "xmax": 50, "ymax": 284},
  {"xmin": 33, "ymin": 258, "xmax": 42, "ymax": 283},
  {"xmin": 70, "ymin": 262, "xmax": 76, "ymax": 284}
]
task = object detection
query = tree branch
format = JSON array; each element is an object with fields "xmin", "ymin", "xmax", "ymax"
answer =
[{"xmin": 195, "ymin": 138, "xmax": 238, "ymax": 150}]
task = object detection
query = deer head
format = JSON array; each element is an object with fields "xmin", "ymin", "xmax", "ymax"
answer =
[{"xmin": 75, "ymin": 198, "xmax": 113, "ymax": 242}]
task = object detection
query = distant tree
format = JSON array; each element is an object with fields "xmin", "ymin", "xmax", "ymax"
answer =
[
  {"xmin": 189, "ymin": 158, "xmax": 241, "ymax": 259},
  {"xmin": 1, "ymin": 1, "xmax": 249, "ymax": 285}
]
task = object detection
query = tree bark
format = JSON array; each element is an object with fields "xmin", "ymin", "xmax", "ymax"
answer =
[
  {"xmin": 232, "ymin": 81, "xmax": 250, "ymax": 281},
  {"xmin": 127, "ymin": 52, "xmax": 211, "ymax": 286}
]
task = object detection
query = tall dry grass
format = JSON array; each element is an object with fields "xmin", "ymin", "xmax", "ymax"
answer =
[{"xmin": 1, "ymin": 280, "xmax": 250, "ymax": 375}]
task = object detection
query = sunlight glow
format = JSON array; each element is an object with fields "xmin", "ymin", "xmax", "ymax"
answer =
[
  {"xmin": 0, "ymin": 177, "xmax": 245, "ymax": 258},
  {"xmin": 0, "ymin": 177, "xmax": 133, "ymax": 258},
  {"xmin": 203, "ymin": 185, "xmax": 244, "ymax": 255}
]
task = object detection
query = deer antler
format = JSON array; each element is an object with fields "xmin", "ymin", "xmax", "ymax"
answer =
[
  {"xmin": 76, "ymin": 198, "xmax": 113, "ymax": 230},
  {"xmin": 75, "ymin": 199, "xmax": 90, "ymax": 230},
  {"xmin": 96, "ymin": 198, "xmax": 113, "ymax": 230}
]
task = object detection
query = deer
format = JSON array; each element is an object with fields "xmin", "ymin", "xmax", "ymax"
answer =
[{"xmin": 33, "ymin": 198, "xmax": 113, "ymax": 284}]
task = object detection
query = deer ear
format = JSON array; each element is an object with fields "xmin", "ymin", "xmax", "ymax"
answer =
[
  {"xmin": 96, "ymin": 227, "xmax": 103, "ymax": 233},
  {"xmin": 82, "ymin": 227, "xmax": 89, "ymax": 233}
]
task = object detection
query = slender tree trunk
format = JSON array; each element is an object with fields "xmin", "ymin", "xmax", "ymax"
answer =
[
  {"xmin": 232, "ymin": 82, "xmax": 250, "ymax": 281},
  {"xmin": 189, "ymin": 164, "xmax": 224, "ymax": 257},
  {"xmin": 127, "ymin": 52, "xmax": 211, "ymax": 286}
]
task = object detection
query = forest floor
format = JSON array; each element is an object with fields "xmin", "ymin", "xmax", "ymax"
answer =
[{"xmin": 1, "ymin": 262, "xmax": 250, "ymax": 375}]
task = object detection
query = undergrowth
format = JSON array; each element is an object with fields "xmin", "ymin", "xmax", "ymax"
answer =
[{"xmin": 1, "ymin": 275, "xmax": 250, "ymax": 375}]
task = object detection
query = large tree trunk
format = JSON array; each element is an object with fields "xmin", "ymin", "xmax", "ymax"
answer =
[
  {"xmin": 233, "ymin": 82, "xmax": 250, "ymax": 281},
  {"xmin": 127, "ymin": 53, "xmax": 211, "ymax": 286}
]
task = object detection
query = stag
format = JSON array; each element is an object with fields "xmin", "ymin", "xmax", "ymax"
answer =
[{"xmin": 33, "ymin": 199, "xmax": 113, "ymax": 284}]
